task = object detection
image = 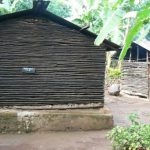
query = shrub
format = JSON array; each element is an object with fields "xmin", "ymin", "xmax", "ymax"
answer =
[
  {"xmin": 108, "ymin": 67, "xmax": 121, "ymax": 79},
  {"xmin": 107, "ymin": 113, "xmax": 150, "ymax": 150}
]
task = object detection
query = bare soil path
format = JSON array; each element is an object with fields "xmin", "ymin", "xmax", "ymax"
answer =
[
  {"xmin": 0, "ymin": 131, "xmax": 111, "ymax": 150},
  {"xmin": 105, "ymin": 94, "xmax": 150, "ymax": 126},
  {"xmin": 0, "ymin": 94, "xmax": 150, "ymax": 150}
]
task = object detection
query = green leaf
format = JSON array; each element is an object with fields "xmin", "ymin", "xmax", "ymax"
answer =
[
  {"xmin": 94, "ymin": 8, "xmax": 123, "ymax": 46},
  {"xmin": 86, "ymin": 0, "xmax": 94, "ymax": 7},
  {"xmin": 119, "ymin": 21, "xmax": 143, "ymax": 60},
  {"xmin": 10, "ymin": 0, "xmax": 21, "ymax": 12},
  {"xmin": 119, "ymin": 5, "xmax": 150, "ymax": 60},
  {"xmin": 110, "ymin": 27, "xmax": 124, "ymax": 45},
  {"xmin": 0, "ymin": 2, "xmax": 10, "ymax": 15},
  {"xmin": 94, "ymin": 0, "xmax": 128, "ymax": 46},
  {"xmin": 136, "ymin": 25, "xmax": 150, "ymax": 42},
  {"xmin": 112, "ymin": 0, "xmax": 124, "ymax": 10}
]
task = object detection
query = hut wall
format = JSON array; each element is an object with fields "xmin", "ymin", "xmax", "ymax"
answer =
[
  {"xmin": 121, "ymin": 61, "xmax": 148, "ymax": 98},
  {"xmin": 0, "ymin": 17, "xmax": 105, "ymax": 106}
]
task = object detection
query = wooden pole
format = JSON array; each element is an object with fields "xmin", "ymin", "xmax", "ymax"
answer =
[{"xmin": 137, "ymin": 45, "xmax": 139, "ymax": 62}]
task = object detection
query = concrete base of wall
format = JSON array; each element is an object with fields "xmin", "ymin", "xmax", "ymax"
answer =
[{"xmin": 0, "ymin": 108, "xmax": 113, "ymax": 133}]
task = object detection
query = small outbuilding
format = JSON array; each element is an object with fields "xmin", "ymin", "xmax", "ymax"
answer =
[
  {"xmin": 113, "ymin": 41, "xmax": 150, "ymax": 61},
  {"xmin": 0, "ymin": 0, "xmax": 119, "ymax": 107},
  {"xmin": 113, "ymin": 41, "xmax": 150, "ymax": 98}
]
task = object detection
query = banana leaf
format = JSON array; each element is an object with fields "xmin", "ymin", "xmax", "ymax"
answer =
[{"xmin": 119, "ymin": 4, "xmax": 150, "ymax": 60}]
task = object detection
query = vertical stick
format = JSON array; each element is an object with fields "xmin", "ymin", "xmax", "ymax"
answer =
[{"xmin": 137, "ymin": 45, "xmax": 139, "ymax": 62}]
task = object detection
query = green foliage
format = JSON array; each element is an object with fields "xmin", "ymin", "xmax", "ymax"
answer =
[
  {"xmin": 12, "ymin": 0, "xmax": 32, "ymax": 12},
  {"xmin": 119, "ymin": 3, "xmax": 150, "ymax": 60},
  {"xmin": 0, "ymin": 0, "xmax": 32, "ymax": 15},
  {"xmin": 94, "ymin": 0, "xmax": 125, "ymax": 46},
  {"xmin": 71, "ymin": 0, "xmax": 149, "ymax": 48},
  {"xmin": 47, "ymin": 0, "xmax": 71, "ymax": 18},
  {"xmin": 94, "ymin": 0, "xmax": 150, "ymax": 49},
  {"xmin": 108, "ymin": 68, "xmax": 121, "ymax": 79},
  {"xmin": 108, "ymin": 113, "xmax": 150, "ymax": 150},
  {"xmin": 0, "ymin": 0, "xmax": 71, "ymax": 18},
  {"xmin": 0, "ymin": 1, "xmax": 11, "ymax": 15},
  {"xmin": 72, "ymin": 0, "xmax": 149, "ymax": 59},
  {"xmin": 71, "ymin": 0, "xmax": 103, "ymax": 34},
  {"xmin": 0, "ymin": 7, "xmax": 8, "ymax": 15}
]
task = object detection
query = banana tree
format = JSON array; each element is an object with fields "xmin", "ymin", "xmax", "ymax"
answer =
[
  {"xmin": 70, "ymin": 0, "xmax": 129, "ymax": 45},
  {"xmin": 94, "ymin": 0, "xmax": 150, "ymax": 60},
  {"xmin": 119, "ymin": 3, "xmax": 150, "ymax": 60}
]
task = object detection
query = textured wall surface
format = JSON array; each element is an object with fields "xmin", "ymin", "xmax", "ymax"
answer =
[
  {"xmin": 121, "ymin": 62, "xmax": 148, "ymax": 97},
  {"xmin": 0, "ymin": 17, "xmax": 105, "ymax": 106}
]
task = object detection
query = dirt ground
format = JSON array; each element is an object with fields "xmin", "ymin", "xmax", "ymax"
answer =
[
  {"xmin": 0, "ymin": 94, "xmax": 150, "ymax": 150},
  {"xmin": 106, "ymin": 94, "xmax": 150, "ymax": 126},
  {"xmin": 0, "ymin": 130, "xmax": 111, "ymax": 150}
]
